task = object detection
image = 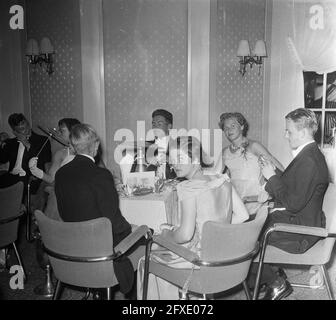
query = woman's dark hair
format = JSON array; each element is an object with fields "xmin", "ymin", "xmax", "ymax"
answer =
[
  {"xmin": 218, "ymin": 112, "xmax": 249, "ymax": 137},
  {"xmin": 58, "ymin": 118, "xmax": 81, "ymax": 131},
  {"xmin": 172, "ymin": 136, "xmax": 213, "ymax": 168}
]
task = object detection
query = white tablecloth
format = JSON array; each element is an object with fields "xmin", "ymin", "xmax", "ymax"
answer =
[{"xmin": 120, "ymin": 189, "xmax": 178, "ymax": 232}]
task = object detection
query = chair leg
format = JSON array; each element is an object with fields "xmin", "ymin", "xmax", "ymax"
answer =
[
  {"xmin": 320, "ymin": 265, "xmax": 335, "ymax": 300},
  {"xmin": 82, "ymin": 289, "xmax": 91, "ymax": 300},
  {"xmin": 4, "ymin": 248, "xmax": 9, "ymax": 270},
  {"xmin": 26, "ymin": 182, "xmax": 32, "ymax": 242},
  {"xmin": 12, "ymin": 242, "xmax": 26, "ymax": 281},
  {"xmin": 142, "ymin": 239, "xmax": 153, "ymax": 300},
  {"xmin": 252, "ymin": 228, "xmax": 274, "ymax": 300},
  {"xmin": 53, "ymin": 280, "xmax": 63, "ymax": 300},
  {"xmin": 106, "ymin": 287, "xmax": 112, "ymax": 300},
  {"xmin": 243, "ymin": 280, "xmax": 251, "ymax": 300}
]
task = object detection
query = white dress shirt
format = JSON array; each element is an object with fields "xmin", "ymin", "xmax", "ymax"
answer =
[
  {"xmin": 10, "ymin": 141, "xmax": 26, "ymax": 176},
  {"xmin": 79, "ymin": 153, "xmax": 95, "ymax": 163}
]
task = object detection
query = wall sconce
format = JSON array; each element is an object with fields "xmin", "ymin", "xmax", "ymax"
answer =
[
  {"xmin": 26, "ymin": 37, "xmax": 54, "ymax": 75},
  {"xmin": 237, "ymin": 40, "xmax": 267, "ymax": 76}
]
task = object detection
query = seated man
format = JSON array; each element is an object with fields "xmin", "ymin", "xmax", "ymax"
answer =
[
  {"xmin": 55, "ymin": 123, "xmax": 137, "ymax": 295},
  {"xmin": 0, "ymin": 114, "xmax": 51, "ymax": 196},
  {"xmin": 136, "ymin": 108, "xmax": 176, "ymax": 179},
  {"xmin": 252, "ymin": 108, "xmax": 329, "ymax": 300}
]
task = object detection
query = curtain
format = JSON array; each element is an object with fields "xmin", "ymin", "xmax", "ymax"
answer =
[
  {"xmin": 287, "ymin": 0, "xmax": 336, "ymax": 74},
  {"xmin": 284, "ymin": 0, "xmax": 336, "ymax": 142}
]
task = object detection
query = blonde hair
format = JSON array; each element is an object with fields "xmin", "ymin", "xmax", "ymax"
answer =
[
  {"xmin": 70, "ymin": 124, "xmax": 99, "ymax": 154},
  {"xmin": 285, "ymin": 108, "xmax": 318, "ymax": 135}
]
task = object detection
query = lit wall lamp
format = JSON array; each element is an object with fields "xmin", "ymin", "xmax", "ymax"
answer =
[
  {"xmin": 26, "ymin": 37, "xmax": 54, "ymax": 75},
  {"xmin": 237, "ymin": 40, "xmax": 267, "ymax": 76}
]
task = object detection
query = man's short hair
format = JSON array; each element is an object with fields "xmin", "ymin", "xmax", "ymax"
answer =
[
  {"xmin": 70, "ymin": 124, "xmax": 99, "ymax": 154},
  {"xmin": 152, "ymin": 109, "xmax": 173, "ymax": 125},
  {"xmin": 8, "ymin": 113, "xmax": 28, "ymax": 129},
  {"xmin": 285, "ymin": 108, "xmax": 318, "ymax": 135}
]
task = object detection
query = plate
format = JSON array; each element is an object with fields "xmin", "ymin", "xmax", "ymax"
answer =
[{"xmin": 132, "ymin": 188, "xmax": 154, "ymax": 196}]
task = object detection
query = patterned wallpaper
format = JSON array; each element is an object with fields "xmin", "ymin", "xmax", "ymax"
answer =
[
  {"xmin": 103, "ymin": 0, "xmax": 188, "ymax": 168},
  {"xmin": 212, "ymin": 0, "xmax": 266, "ymax": 142},
  {"xmin": 26, "ymin": 0, "xmax": 83, "ymax": 131}
]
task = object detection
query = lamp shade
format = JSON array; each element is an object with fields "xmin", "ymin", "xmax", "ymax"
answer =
[
  {"xmin": 40, "ymin": 37, "xmax": 54, "ymax": 54},
  {"xmin": 253, "ymin": 40, "xmax": 267, "ymax": 57},
  {"xmin": 237, "ymin": 40, "xmax": 250, "ymax": 57},
  {"xmin": 26, "ymin": 38, "xmax": 39, "ymax": 56}
]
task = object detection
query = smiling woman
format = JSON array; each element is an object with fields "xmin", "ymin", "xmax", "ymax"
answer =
[{"xmin": 215, "ymin": 112, "xmax": 284, "ymax": 215}]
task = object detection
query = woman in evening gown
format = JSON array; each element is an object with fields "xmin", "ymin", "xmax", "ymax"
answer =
[
  {"xmin": 215, "ymin": 112, "xmax": 284, "ymax": 215},
  {"xmin": 137, "ymin": 136, "xmax": 249, "ymax": 299}
]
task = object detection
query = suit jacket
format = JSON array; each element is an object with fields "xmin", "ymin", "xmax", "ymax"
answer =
[
  {"xmin": 265, "ymin": 142, "xmax": 329, "ymax": 253},
  {"xmin": 55, "ymin": 155, "xmax": 131, "ymax": 245},
  {"xmin": 55, "ymin": 155, "xmax": 134, "ymax": 293},
  {"xmin": 0, "ymin": 131, "xmax": 51, "ymax": 175},
  {"xmin": 131, "ymin": 138, "xmax": 176, "ymax": 179}
]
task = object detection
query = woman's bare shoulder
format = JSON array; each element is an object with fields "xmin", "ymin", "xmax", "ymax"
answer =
[{"xmin": 248, "ymin": 140, "xmax": 267, "ymax": 153}]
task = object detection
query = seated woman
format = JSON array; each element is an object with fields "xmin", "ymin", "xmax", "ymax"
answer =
[
  {"xmin": 137, "ymin": 136, "xmax": 249, "ymax": 300},
  {"xmin": 215, "ymin": 112, "xmax": 284, "ymax": 215}
]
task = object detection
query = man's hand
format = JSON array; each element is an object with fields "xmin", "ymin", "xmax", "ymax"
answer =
[{"xmin": 259, "ymin": 156, "xmax": 276, "ymax": 180}]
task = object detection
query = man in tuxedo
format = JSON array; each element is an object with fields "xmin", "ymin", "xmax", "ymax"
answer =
[
  {"xmin": 55, "ymin": 123, "xmax": 136, "ymax": 295},
  {"xmin": 143, "ymin": 109, "xmax": 176, "ymax": 179},
  {"xmin": 0, "ymin": 113, "xmax": 51, "ymax": 195},
  {"xmin": 255, "ymin": 108, "xmax": 329, "ymax": 299}
]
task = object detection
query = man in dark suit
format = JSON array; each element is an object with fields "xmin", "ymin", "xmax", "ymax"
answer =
[
  {"xmin": 0, "ymin": 113, "xmax": 51, "ymax": 195},
  {"xmin": 130, "ymin": 109, "xmax": 177, "ymax": 179},
  {"xmin": 255, "ymin": 108, "xmax": 329, "ymax": 299},
  {"xmin": 55, "ymin": 123, "xmax": 135, "ymax": 295}
]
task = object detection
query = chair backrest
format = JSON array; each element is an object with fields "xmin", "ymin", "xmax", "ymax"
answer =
[
  {"xmin": 316, "ymin": 183, "xmax": 336, "ymax": 264},
  {"xmin": 0, "ymin": 182, "xmax": 24, "ymax": 247},
  {"xmin": 199, "ymin": 205, "xmax": 268, "ymax": 292},
  {"xmin": 34, "ymin": 210, "xmax": 117, "ymax": 288},
  {"xmin": 323, "ymin": 183, "xmax": 336, "ymax": 233}
]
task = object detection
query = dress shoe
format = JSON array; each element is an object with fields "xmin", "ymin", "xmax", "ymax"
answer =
[
  {"xmin": 276, "ymin": 268, "xmax": 287, "ymax": 280},
  {"xmin": 262, "ymin": 280, "xmax": 293, "ymax": 300}
]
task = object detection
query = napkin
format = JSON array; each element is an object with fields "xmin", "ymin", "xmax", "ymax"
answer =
[{"xmin": 119, "ymin": 152, "xmax": 134, "ymax": 185}]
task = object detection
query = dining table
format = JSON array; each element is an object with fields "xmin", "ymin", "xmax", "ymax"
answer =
[{"xmin": 119, "ymin": 186, "xmax": 179, "ymax": 232}]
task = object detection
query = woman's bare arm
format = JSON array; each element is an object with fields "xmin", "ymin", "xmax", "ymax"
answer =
[
  {"xmin": 161, "ymin": 196, "xmax": 197, "ymax": 244},
  {"xmin": 250, "ymin": 140, "xmax": 284, "ymax": 171}
]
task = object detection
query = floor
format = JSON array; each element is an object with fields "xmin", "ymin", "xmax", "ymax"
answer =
[{"xmin": 1, "ymin": 219, "xmax": 335, "ymax": 300}]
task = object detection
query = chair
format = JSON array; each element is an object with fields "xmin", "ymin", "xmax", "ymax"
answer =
[
  {"xmin": 0, "ymin": 182, "xmax": 26, "ymax": 279},
  {"xmin": 253, "ymin": 183, "xmax": 336, "ymax": 300},
  {"xmin": 142, "ymin": 205, "xmax": 268, "ymax": 300},
  {"xmin": 34, "ymin": 210, "xmax": 152, "ymax": 300}
]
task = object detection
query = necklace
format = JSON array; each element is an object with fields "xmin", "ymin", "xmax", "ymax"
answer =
[{"xmin": 229, "ymin": 139, "xmax": 249, "ymax": 154}]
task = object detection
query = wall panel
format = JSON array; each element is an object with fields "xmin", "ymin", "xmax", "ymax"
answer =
[
  {"xmin": 103, "ymin": 0, "xmax": 188, "ymax": 169},
  {"xmin": 212, "ymin": 0, "xmax": 266, "ymax": 144},
  {"xmin": 26, "ymin": 0, "xmax": 83, "ymax": 130}
]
